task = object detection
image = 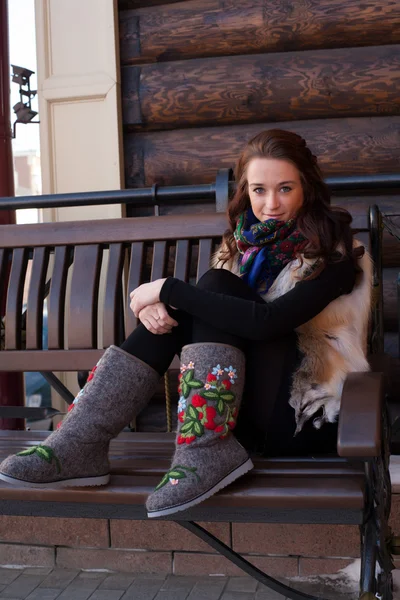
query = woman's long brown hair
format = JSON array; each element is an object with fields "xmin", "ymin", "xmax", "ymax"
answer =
[{"xmin": 221, "ymin": 129, "xmax": 362, "ymax": 278}]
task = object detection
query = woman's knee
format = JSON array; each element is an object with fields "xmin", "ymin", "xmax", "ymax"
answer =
[{"xmin": 196, "ymin": 268, "xmax": 239, "ymax": 292}]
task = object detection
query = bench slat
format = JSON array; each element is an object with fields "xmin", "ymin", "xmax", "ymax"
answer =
[
  {"xmin": 26, "ymin": 247, "xmax": 50, "ymax": 350},
  {"xmin": 125, "ymin": 242, "xmax": 145, "ymax": 337},
  {"xmin": 151, "ymin": 241, "xmax": 167, "ymax": 280},
  {"xmin": 47, "ymin": 246, "xmax": 71, "ymax": 349},
  {"xmin": 103, "ymin": 243, "xmax": 124, "ymax": 348},
  {"xmin": 5, "ymin": 249, "xmax": 29, "ymax": 350},
  {"xmin": 0, "ymin": 213, "xmax": 226, "ymax": 248},
  {"xmin": 197, "ymin": 238, "xmax": 213, "ymax": 282},
  {"xmin": 174, "ymin": 240, "xmax": 190, "ymax": 280},
  {"xmin": 68, "ymin": 245, "xmax": 102, "ymax": 349}
]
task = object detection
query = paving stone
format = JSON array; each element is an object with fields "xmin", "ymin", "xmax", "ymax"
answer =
[
  {"xmin": 0, "ymin": 574, "xmax": 46, "ymax": 598},
  {"xmin": 121, "ymin": 578, "xmax": 166, "ymax": 600},
  {"xmin": 154, "ymin": 592, "xmax": 191, "ymax": 600},
  {"xmin": 186, "ymin": 578, "xmax": 226, "ymax": 600},
  {"xmin": 56, "ymin": 590, "xmax": 93, "ymax": 600},
  {"xmin": 98, "ymin": 573, "xmax": 135, "ymax": 590},
  {"xmin": 220, "ymin": 592, "xmax": 257, "ymax": 600},
  {"xmin": 39, "ymin": 569, "xmax": 80, "ymax": 589},
  {"xmin": 25, "ymin": 589, "xmax": 61, "ymax": 600},
  {"xmin": 0, "ymin": 571, "xmax": 23, "ymax": 586},
  {"xmin": 23, "ymin": 568, "xmax": 53, "ymax": 576},
  {"xmin": 226, "ymin": 578, "xmax": 257, "ymax": 593},
  {"xmin": 161, "ymin": 575, "xmax": 199, "ymax": 591},
  {"xmin": 255, "ymin": 588, "xmax": 288, "ymax": 600},
  {"xmin": 88, "ymin": 591, "xmax": 124, "ymax": 600},
  {"xmin": 67, "ymin": 572, "xmax": 107, "ymax": 590}
]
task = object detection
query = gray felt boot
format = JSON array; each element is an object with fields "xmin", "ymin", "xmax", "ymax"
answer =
[
  {"xmin": 0, "ymin": 346, "xmax": 159, "ymax": 488},
  {"xmin": 146, "ymin": 342, "xmax": 253, "ymax": 518}
]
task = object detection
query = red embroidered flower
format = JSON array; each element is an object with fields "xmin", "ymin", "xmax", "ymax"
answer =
[
  {"xmin": 177, "ymin": 385, "xmax": 182, "ymax": 394},
  {"xmin": 178, "ymin": 373, "xmax": 183, "ymax": 381},
  {"xmin": 178, "ymin": 410, "xmax": 185, "ymax": 423},
  {"xmin": 177, "ymin": 434, "xmax": 196, "ymax": 445},
  {"xmin": 202, "ymin": 406, "xmax": 217, "ymax": 430},
  {"xmin": 221, "ymin": 379, "xmax": 231, "ymax": 390},
  {"xmin": 206, "ymin": 373, "xmax": 217, "ymax": 382},
  {"xmin": 215, "ymin": 425, "xmax": 225, "ymax": 433},
  {"xmin": 87, "ymin": 366, "xmax": 97, "ymax": 382},
  {"xmin": 191, "ymin": 395, "xmax": 204, "ymax": 408}
]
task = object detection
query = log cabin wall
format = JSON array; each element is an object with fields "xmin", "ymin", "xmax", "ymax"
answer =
[{"xmin": 119, "ymin": 0, "xmax": 400, "ymax": 358}]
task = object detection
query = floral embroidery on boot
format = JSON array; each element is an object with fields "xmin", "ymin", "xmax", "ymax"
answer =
[{"xmin": 17, "ymin": 445, "xmax": 62, "ymax": 474}]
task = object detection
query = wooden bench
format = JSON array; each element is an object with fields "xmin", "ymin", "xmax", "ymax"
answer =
[{"xmin": 0, "ymin": 204, "xmax": 395, "ymax": 600}]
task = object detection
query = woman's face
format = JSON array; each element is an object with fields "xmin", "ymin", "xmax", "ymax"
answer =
[{"xmin": 246, "ymin": 157, "xmax": 304, "ymax": 223}]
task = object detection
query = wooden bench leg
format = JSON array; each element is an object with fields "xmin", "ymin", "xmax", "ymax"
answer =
[{"xmin": 178, "ymin": 521, "xmax": 328, "ymax": 600}]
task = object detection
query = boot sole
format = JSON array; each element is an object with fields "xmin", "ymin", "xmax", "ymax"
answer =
[
  {"xmin": 147, "ymin": 457, "xmax": 254, "ymax": 518},
  {"xmin": 0, "ymin": 472, "xmax": 110, "ymax": 488}
]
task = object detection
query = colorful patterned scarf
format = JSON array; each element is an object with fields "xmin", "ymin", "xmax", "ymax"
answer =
[{"xmin": 233, "ymin": 208, "xmax": 307, "ymax": 293}]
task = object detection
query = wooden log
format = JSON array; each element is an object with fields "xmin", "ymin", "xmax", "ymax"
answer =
[
  {"xmin": 122, "ymin": 45, "xmax": 400, "ymax": 129},
  {"xmin": 119, "ymin": 0, "xmax": 182, "ymax": 9},
  {"xmin": 124, "ymin": 115, "xmax": 400, "ymax": 187},
  {"xmin": 120, "ymin": 0, "xmax": 400, "ymax": 66}
]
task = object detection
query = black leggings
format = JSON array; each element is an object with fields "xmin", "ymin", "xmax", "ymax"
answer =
[
  {"xmin": 121, "ymin": 269, "xmax": 263, "ymax": 374},
  {"xmin": 121, "ymin": 269, "xmax": 338, "ymax": 457}
]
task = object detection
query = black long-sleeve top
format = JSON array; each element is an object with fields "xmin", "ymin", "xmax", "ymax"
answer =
[{"xmin": 160, "ymin": 260, "xmax": 356, "ymax": 342}]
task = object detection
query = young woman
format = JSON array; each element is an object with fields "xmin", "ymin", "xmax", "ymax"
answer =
[{"xmin": 0, "ymin": 129, "xmax": 372, "ymax": 519}]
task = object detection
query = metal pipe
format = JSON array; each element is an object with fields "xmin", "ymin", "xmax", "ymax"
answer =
[{"xmin": 0, "ymin": 174, "xmax": 398, "ymax": 211}]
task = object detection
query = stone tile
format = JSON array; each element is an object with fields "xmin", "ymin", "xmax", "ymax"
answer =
[
  {"xmin": 23, "ymin": 568, "xmax": 53, "ymax": 576},
  {"xmin": 255, "ymin": 587, "xmax": 286, "ymax": 600},
  {"xmin": 220, "ymin": 593, "xmax": 255, "ymax": 600},
  {"xmin": 39, "ymin": 568, "xmax": 79, "ymax": 589},
  {"xmin": 88, "ymin": 591, "xmax": 124, "ymax": 600},
  {"xmin": 25, "ymin": 590, "xmax": 61, "ymax": 600},
  {"xmin": 98, "ymin": 573, "xmax": 135, "ymax": 590},
  {"xmin": 232, "ymin": 523, "xmax": 359, "ymax": 557},
  {"xmin": 56, "ymin": 590, "xmax": 93, "ymax": 600},
  {"xmin": 111, "ymin": 521, "xmax": 230, "ymax": 553},
  {"xmin": 0, "ymin": 544, "xmax": 55, "ymax": 568},
  {"xmin": 68, "ymin": 571, "xmax": 107, "ymax": 590},
  {"xmin": 57, "ymin": 548, "xmax": 171, "ymax": 574},
  {"xmin": 0, "ymin": 573, "xmax": 46, "ymax": 598},
  {"xmin": 121, "ymin": 577, "xmax": 166, "ymax": 600},
  {"xmin": 155, "ymin": 593, "xmax": 192, "ymax": 600},
  {"xmin": 299, "ymin": 558, "xmax": 354, "ymax": 576},
  {"xmin": 226, "ymin": 577, "xmax": 257, "ymax": 592},
  {"xmin": 0, "ymin": 571, "xmax": 23, "ymax": 586},
  {"xmin": 173, "ymin": 553, "xmax": 298, "ymax": 578},
  {"xmin": 0, "ymin": 516, "xmax": 109, "ymax": 548},
  {"xmin": 161, "ymin": 575, "xmax": 199, "ymax": 591},
  {"xmin": 186, "ymin": 578, "xmax": 227, "ymax": 600}
]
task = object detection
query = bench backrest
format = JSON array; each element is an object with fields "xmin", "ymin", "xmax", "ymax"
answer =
[{"xmin": 0, "ymin": 210, "xmax": 380, "ymax": 371}]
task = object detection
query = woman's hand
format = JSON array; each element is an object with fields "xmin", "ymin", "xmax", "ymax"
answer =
[
  {"xmin": 129, "ymin": 279, "xmax": 166, "ymax": 317},
  {"xmin": 138, "ymin": 302, "xmax": 178, "ymax": 335}
]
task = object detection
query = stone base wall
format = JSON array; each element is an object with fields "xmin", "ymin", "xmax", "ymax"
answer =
[{"xmin": 0, "ymin": 494, "xmax": 399, "ymax": 576}]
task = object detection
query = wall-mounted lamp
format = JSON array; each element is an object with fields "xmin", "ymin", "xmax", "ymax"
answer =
[{"xmin": 11, "ymin": 65, "xmax": 39, "ymax": 138}]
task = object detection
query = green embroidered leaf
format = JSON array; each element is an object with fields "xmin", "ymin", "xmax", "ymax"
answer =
[
  {"xmin": 187, "ymin": 380, "xmax": 203, "ymax": 389},
  {"xmin": 174, "ymin": 465, "xmax": 200, "ymax": 480},
  {"xmin": 35, "ymin": 446, "xmax": 53, "ymax": 464},
  {"xmin": 200, "ymin": 390, "xmax": 219, "ymax": 400},
  {"xmin": 183, "ymin": 369, "xmax": 194, "ymax": 384},
  {"xmin": 220, "ymin": 392, "xmax": 235, "ymax": 402},
  {"xmin": 17, "ymin": 447, "xmax": 37, "ymax": 457},
  {"xmin": 187, "ymin": 405, "xmax": 198, "ymax": 420},
  {"xmin": 181, "ymin": 381, "xmax": 190, "ymax": 398},
  {"xmin": 193, "ymin": 421, "xmax": 204, "ymax": 437},
  {"xmin": 155, "ymin": 473, "xmax": 170, "ymax": 491},
  {"xmin": 180, "ymin": 420, "xmax": 195, "ymax": 434},
  {"xmin": 168, "ymin": 470, "xmax": 186, "ymax": 479},
  {"xmin": 216, "ymin": 398, "xmax": 225, "ymax": 415}
]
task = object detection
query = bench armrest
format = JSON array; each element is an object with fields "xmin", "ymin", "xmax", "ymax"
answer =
[{"xmin": 337, "ymin": 371, "xmax": 384, "ymax": 458}]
